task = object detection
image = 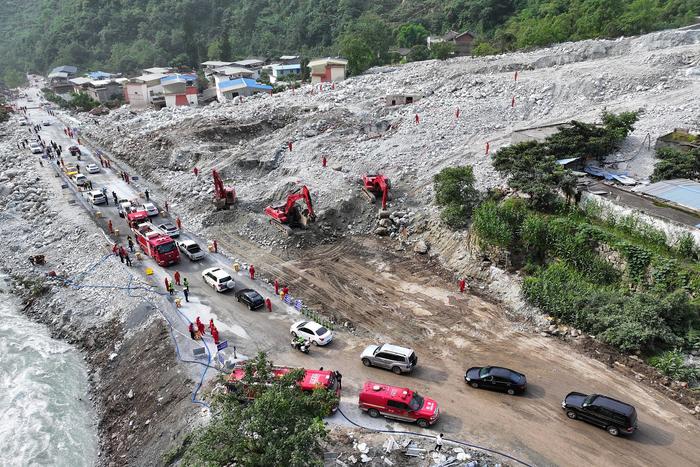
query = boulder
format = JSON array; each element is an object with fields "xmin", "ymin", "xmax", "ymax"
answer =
[
  {"xmin": 413, "ymin": 240, "xmax": 429, "ymax": 254},
  {"xmin": 374, "ymin": 227, "xmax": 389, "ymax": 236}
]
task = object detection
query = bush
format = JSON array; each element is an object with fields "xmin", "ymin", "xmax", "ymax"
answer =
[
  {"xmin": 651, "ymin": 148, "xmax": 700, "ymax": 181},
  {"xmin": 407, "ymin": 44, "xmax": 431, "ymax": 62},
  {"xmin": 472, "ymin": 42, "xmax": 499, "ymax": 56},
  {"xmin": 433, "ymin": 166, "xmax": 480, "ymax": 228},
  {"xmin": 649, "ymin": 349, "xmax": 699, "ymax": 382},
  {"xmin": 472, "ymin": 200, "xmax": 515, "ymax": 248},
  {"xmin": 430, "ymin": 42, "xmax": 454, "ymax": 60}
]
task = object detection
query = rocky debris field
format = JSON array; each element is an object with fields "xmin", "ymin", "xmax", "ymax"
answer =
[
  {"xmin": 323, "ymin": 428, "xmax": 508, "ymax": 467},
  {"xmin": 73, "ymin": 28, "xmax": 700, "ymax": 254},
  {"xmin": 0, "ymin": 122, "xmax": 196, "ymax": 467}
]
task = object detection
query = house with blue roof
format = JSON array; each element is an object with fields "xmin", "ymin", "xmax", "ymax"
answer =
[
  {"xmin": 87, "ymin": 71, "xmax": 114, "ymax": 80},
  {"xmin": 160, "ymin": 73, "xmax": 199, "ymax": 108},
  {"xmin": 270, "ymin": 63, "xmax": 301, "ymax": 84},
  {"xmin": 216, "ymin": 77, "xmax": 272, "ymax": 102}
]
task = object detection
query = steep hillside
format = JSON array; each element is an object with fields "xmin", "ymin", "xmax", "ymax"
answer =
[{"xmin": 1, "ymin": 0, "xmax": 699, "ymax": 86}]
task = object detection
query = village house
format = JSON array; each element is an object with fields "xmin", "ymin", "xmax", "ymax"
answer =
[
  {"xmin": 68, "ymin": 77, "xmax": 92, "ymax": 94},
  {"xmin": 308, "ymin": 58, "xmax": 348, "ymax": 84},
  {"xmin": 231, "ymin": 59, "xmax": 265, "ymax": 79},
  {"xmin": 216, "ymin": 77, "xmax": 272, "ymax": 102},
  {"xmin": 269, "ymin": 64, "xmax": 301, "ymax": 84},
  {"xmin": 83, "ymin": 79, "xmax": 123, "ymax": 103},
  {"xmin": 427, "ymin": 30, "xmax": 475, "ymax": 56},
  {"xmin": 143, "ymin": 66, "xmax": 172, "ymax": 75},
  {"xmin": 161, "ymin": 73, "xmax": 199, "ymax": 108},
  {"xmin": 48, "ymin": 65, "xmax": 78, "ymax": 93},
  {"xmin": 385, "ymin": 92, "xmax": 423, "ymax": 106},
  {"xmin": 124, "ymin": 73, "xmax": 168, "ymax": 108}
]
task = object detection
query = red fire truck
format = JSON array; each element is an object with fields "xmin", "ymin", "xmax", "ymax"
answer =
[
  {"xmin": 126, "ymin": 210, "xmax": 149, "ymax": 229},
  {"xmin": 132, "ymin": 222, "xmax": 180, "ymax": 266},
  {"xmin": 227, "ymin": 365, "xmax": 341, "ymax": 410}
]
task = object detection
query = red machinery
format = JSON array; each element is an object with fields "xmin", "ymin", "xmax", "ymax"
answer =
[
  {"xmin": 212, "ymin": 169, "xmax": 236, "ymax": 210},
  {"xmin": 264, "ymin": 185, "xmax": 316, "ymax": 235},
  {"xmin": 132, "ymin": 222, "xmax": 180, "ymax": 266},
  {"xmin": 361, "ymin": 174, "xmax": 391, "ymax": 210}
]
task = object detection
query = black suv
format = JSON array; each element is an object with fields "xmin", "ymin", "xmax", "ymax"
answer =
[
  {"xmin": 562, "ymin": 392, "xmax": 638, "ymax": 436},
  {"xmin": 235, "ymin": 288, "xmax": 265, "ymax": 310}
]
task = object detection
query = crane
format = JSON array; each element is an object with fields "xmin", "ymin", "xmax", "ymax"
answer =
[
  {"xmin": 212, "ymin": 169, "xmax": 236, "ymax": 210},
  {"xmin": 264, "ymin": 185, "xmax": 316, "ymax": 235},
  {"xmin": 361, "ymin": 174, "xmax": 391, "ymax": 210}
]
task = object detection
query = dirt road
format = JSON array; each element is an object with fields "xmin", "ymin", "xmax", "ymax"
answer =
[{"xmin": 214, "ymin": 231, "xmax": 700, "ymax": 467}]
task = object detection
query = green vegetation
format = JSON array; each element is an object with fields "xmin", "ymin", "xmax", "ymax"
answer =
[
  {"xmin": 433, "ymin": 166, "xmax": 480, "ymax": 228},
  {"xmin": 1, "ymin": 0, "xmax": 699, "ymax": 84},
  {"xmin": 0, "ymin": 97, "xmax": 9, "ymax": 122},
  {"xmin": 649, "ymin": 349, "xmax": 699, "ymax": 382},
  {"xmin": 472, "ymin": 198, "xmax": 700, "ymax": 353},
  {"xmin": 430, "ymin": 42, "xmax": 455, "ymax": 60},
  {"xmin": 42, "ymin": 87, "xmax": 99, "ymax": 112},
  {"xmin": 175, "ymin": 352, "xmax": 337, "ymax": 466},
  {"xmin": 651, "ymin": 147, "xmax": 700, "ymax": 182}
]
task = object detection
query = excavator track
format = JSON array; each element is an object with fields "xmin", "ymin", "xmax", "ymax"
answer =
[
  {"xmin": 269, "ymin": 219, "xmax": 293, "ymax": 236},
  {"xmin": 361, "ymin": 187, "xmax": 377, "ymax": 204}
]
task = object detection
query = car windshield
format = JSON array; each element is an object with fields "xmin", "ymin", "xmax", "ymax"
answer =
[
  {"xmin": 316, "ymin": 326, "xmax": 328, "ymax": 336},
  {"xmin": 161, "ymin": 224, "xmax": 175, "ymax": 231},
  {"xmin": 583, "ymin": 395, "xmax": 597, "ymax": 406},
  {"xmin": 156, "ymin": 242, "xmax": 176, "ymax": 254},
  {"xmin": 408, "ymin": 393, "xmax": 424, "ymax": 411},
  {"xmin": 187, "ymin": 244, "xmax": 201, "ymax": 253},
  {"xmin": 478, "ymin": 367, "xmax": 491, "ymax": 378},
  {"xmin": 250, "ymin": 294, "xmax": 264, "ymax": 304}
]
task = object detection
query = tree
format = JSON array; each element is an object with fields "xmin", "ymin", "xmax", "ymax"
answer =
[
  {"xmin": 219, "ymin": 31, "xmax": 232, "ymax": 61},
  {"xmin": 433, "ymin": 166, "xmax": 480, "ymax": 228},
  {"xmin": 180, "ymin": 353, "xmax": 337, "ymax": 466},
  {"xmin": 430, "ymin": 42, "xmax": 454, "ymax": 60},
  {"xmin": 340, "ymin": 36, "xmax": 374, "ymax": 76},
  {"xmin": 651, "ymin": 148, "xmax": 700, "ymax": 181},
  {"xmin": 340, "ymin": 13, "xmax": 392, "ymax": 68},
  {"xmin": 472, "ymin": 42, "xmax": 499, "ymax": 56},
  {"xmin": 395, "ymin": 23, "xmax": 429, "ymax": 48},
  {"xmin": 70, "ymin": 92, "xmax": 99, "ymax": 112},
  {"xmin": 407, "ymin": 44, "xmax": 430, "ymax": 62}
]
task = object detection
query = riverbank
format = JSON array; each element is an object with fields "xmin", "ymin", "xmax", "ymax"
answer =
[{"xmin": 0, "ymin": 119, "xmax": 199, "ymax": 466}]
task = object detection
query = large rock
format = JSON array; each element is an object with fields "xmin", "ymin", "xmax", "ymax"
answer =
[
  {"xmin": 413, "ymin": 240, "xmax": 429, "ymax": 254},
  {"xmin": 374, "ymin": 227, "xmax": 389, "ymax": 236}
]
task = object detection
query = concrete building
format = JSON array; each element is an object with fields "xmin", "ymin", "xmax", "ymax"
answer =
[
  {"xmin": 125, "ymin": 73, "xmax": 167, "ymax": 108},
  {"xmin": 84, "ymin": 79, "xmax": 123, "ymax": 103},
  {"xmin": 143, "ymin": 67, "xmax": 172, "ymax": 75},
  {"xmin": 385, "ymin": 93, "xmax": 422, "ymax": 106},
  {"xmin": 48, "ymin": 65, "xmax": 78, "ymax": 93},
  {"xmin": 216, "ymin": 78, "xmax": 272, "ymax": 102},
  {"xmin": 427, "ymin": 30, "xmax": 475, "ymax": 56},
  {"xmin": 161, "ymin": 74, "xmax": 198, "ymax": 108},
  {"xmin": 68, "ymin": 77, "xmax": 91, "ymax": 93},
  {"xmin": 308, "ymin": 58, "xmax": 348, "ymax": 84},
  {"xmin": 270, "ymin": 64, "xmax": 301, "ymax": 83}
]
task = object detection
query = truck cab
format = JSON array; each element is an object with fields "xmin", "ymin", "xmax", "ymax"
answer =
[
  {"xmin": 126, "ymin": 210, "xmax": 149, "ymax": 229},
  {"xmin": 132, "ymin": 222, "xmax": 180, "ymax": 266},
  {"xmin": 358, "ymin": 381, "xmax": 439, "ymax": 428}
]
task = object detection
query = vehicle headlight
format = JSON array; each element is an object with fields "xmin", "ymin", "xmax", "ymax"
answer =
[
  {"xmin": 465, "ymin": 377, "xmax": 470, "ymax": 381},
  {"xmin": 561, "ymin": 401, "xmax": 566, "ymax": 408}
]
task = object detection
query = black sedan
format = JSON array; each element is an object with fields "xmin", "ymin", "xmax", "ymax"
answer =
[
  {"xmin": 235, "ymin": 288, "xmax": 265, "ymax": 310},
  {"xmin": 464, "ymin": 366, "xmax": 527, "ymax": 395}
]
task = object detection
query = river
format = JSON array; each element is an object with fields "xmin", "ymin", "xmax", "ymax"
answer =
[{"xmin": 0, "ymin": 276, "xmax": 98, "ymax": 467}]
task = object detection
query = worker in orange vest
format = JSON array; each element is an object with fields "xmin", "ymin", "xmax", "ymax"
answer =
[
  {"xmin": 196, "ymin": 316, "xmax": 205, "ymax": 335},
  {"xmin": 176, "ymin": 217, "xmax": 182, "ymax": 231},
  {"xmin": 274, "ymin": 278, "xmax": 279, "ymax": 295},
  {"xmin": 213, "ymin": 239, "xmax": 218, "ymax": 253},
  {"xmin": 459, "ymin": 278, "xmax": 466, "ymax": 293},
  {"xmin": 164, "ymin": 277, "xmax": 170, "ymax": 291},
  {"xmin": 108, "ymin": 219, "xmax": 113, "ymax": 234},
  {"xmin": 322, "ymin": 156, "xmax": 327, "ymax": 167},
  {"xmin": 287, "ymin": 141, "xmax": 293, "ymax": 151},
  {"xmin": 211, "ymin": 326, "xmax": 220, "ymax": 345},
  {"xmin": 174, "ymin": 271, "xmax": 181, "ymax": 286},
  {"xmin": 249, "ymin": 264, "xmax": 255, "ymax": 280},
  {"xmin": 193, "ymin": 167, "xmax": 199, "ymax": 176},
  {"xmin": 414, "ymin": 113, "xmax": 420, "ymax": 124},
  {"xmin": 265, "ymin": 298, "xmax": 272, "ymax": 313}
]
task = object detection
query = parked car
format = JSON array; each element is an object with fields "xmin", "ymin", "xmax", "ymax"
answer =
[
  {"xmin": 562, "ymin": 392, "xmax": 638, "ymax": 436},
  {"xmin": 72, "ymin": 173, "xmax": 88, "ymax": 187},
  {"xmin": 86, "ymin": 163, "xmax": 100, "ymax": 174},
  {"xmin": 235, "ymin": 288, "xmax": 265, "ymax": 310},
  {"xmin": 202, "ymin": 267, "xmax": 235, "ymax": 292},
  {"xmin": 290, "ymin": 320, "xmax": 333, "ymax": 346},
  {"xmin": 141, "ymin": 202, "xmax": 159, "ymax": 217},
  {"xmin": 177, "ymin": 240, "xmax": 205, "ymax": 261},
  {"xmin": 464, "ymin": 366, "xmax": 527, "ymax": 395},
  {"xmin": 42, "ymin": 120, "xmax": 50, "ymax": 126},
  {"xmin": 30, "ymin": 143, "xmax": 43, "ymax": 154},
  {"xmin": 358, "ymin": 381, "xmax": 439, "ymax": 428},
  {"xmin": 86, "ymin": 190, "xmax": 107, "ymax": 205},
  {"xmin": 361, "ymin": 344, "xmax": 417, "ymax": 374},
  {"xmin": 117, "ymin": 201, "xmax": 133, "ymax": 217},
  {"xmin": 158, "ymin": 222, "xmax": 180, "ymax": 238}
]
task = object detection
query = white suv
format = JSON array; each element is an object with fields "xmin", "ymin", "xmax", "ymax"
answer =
[{"xmin": 202, "ymin": 267, "xmax": 235, "ymax": 292}]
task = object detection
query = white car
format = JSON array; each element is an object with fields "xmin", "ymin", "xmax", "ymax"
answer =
[
  {"xmin": 141, "ymin": 202, "xmax": 159, "ymax": 217},
  {"xmin": 86, "ymin": 190, "xmax": 107, "ymax": 205},
  {"xmin": 86, "ymin": 164, "xmax": 100, "ymax": 174},
  {"xmin": 178, "ymin": 239, "xmax": 205, "ymax": 261},
  {"xmin": 30, "ymin": 145, "xmax": 43, "ymax": 154},
  {"xmin": 202, "ymin": 267, "xmax": 235, "ymax": 292},
  {"xmin": 158, "ymin": 222, "xmax": 179, "ymax": 237},
  {"xmin": 290, "ymin": 320, "xmax": 333, "ymax": 346},
  {"xmin": 117, "ymin": 201, "xmax": 133, "ymax": 218}
]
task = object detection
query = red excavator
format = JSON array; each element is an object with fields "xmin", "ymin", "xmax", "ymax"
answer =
[
  {"xmin": 212, "ymin": 169, "xmax": 236, "ymax": 210},
  {"xmin": 361, "ymin": 174, "xmax": 391, "ymax": 210},
  {"xmin": 264, "ymin": 185, "xmax": 316, "ymax": 235}
]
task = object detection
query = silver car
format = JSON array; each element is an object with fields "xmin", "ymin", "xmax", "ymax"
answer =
[{"xmin": 361, "ymin": 343, "xmax": 417, "ymax": 374}]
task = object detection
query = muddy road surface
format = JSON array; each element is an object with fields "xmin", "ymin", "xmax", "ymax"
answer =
[{"xmin": 214, "ymin": 232, "xmax": 700, "ymax": 467}]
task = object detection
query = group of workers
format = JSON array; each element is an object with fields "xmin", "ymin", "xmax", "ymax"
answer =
[{"xmin": 189, "ymin": 316, "xmax": 220, "ymax": 344}]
